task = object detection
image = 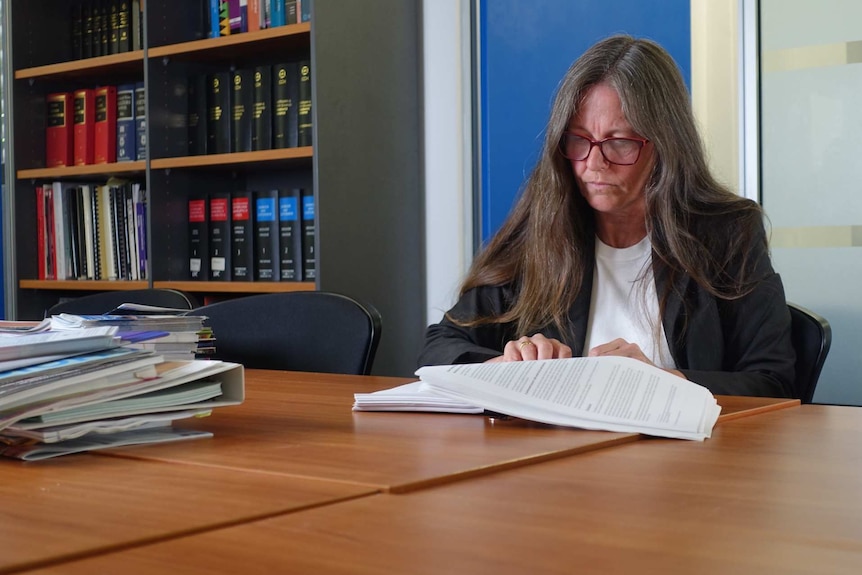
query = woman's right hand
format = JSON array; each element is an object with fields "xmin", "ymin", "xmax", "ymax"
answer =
[{"xmin": 486, "ymin": 333, "xmax": 573, "ymax": 363}]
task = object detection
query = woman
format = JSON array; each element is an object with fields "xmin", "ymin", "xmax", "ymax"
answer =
[{"xmin": 418, "ymin": 35, "xmax": 795, "ymax": 397}]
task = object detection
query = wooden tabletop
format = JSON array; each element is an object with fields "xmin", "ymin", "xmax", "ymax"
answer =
[
  {"xmin": 28, "ymin": 404, "xmax": 860, "ymax": 575},
  {"xmin": 99, "ymin": 370, "xmax": 646, "ymax": 492},
  {"xmin": 0, "ymin": 454, "xmax": 374, "ymax": 575}
]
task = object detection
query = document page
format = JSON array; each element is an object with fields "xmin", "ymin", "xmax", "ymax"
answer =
[{"xmin": 417, "ymin": 357, "xmax": 720, "ymax": 440}]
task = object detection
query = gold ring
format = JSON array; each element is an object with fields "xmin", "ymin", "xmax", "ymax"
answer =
[{"xmin": 519, "ymin": 340, "xmax": 534, "ymax": 349}]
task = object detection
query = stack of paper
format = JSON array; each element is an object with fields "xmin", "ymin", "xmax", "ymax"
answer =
[
  {"xmin": 354, "ymin": 356, "xmax": 721, "ymax": 441},
  {"xmin": 0, "ymin": 320, "xmax": 244, "ymax": 460},
  {"xmin": 51, "ymin": 308, "xmax": 209, "ymax": 361}
]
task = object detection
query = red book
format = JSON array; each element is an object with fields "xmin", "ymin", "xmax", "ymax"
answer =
[
  {"xmin": 73, "ymin": 89, "xmax": 95, "ymax": 165},
  {"xmin": 46, "ymin": 92, "xmax": 73, "ymax": 167},
  {"xmin": 94, "ymin": 85, "xmax": 118, "ymax": 164}
]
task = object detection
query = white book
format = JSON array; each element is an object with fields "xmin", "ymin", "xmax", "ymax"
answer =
[{"xmin": 355, "ymin": 357, "xmax": 721, "ymax": 441}]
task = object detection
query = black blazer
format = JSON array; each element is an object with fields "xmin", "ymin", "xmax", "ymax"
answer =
[{"xmin": 418, "ymin": 239, "xmax": 795, "ymax": 398}]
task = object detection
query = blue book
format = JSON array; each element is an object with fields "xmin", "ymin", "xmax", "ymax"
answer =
[
  {"xmin": 270, "ymin": 0, "xmax": 285, "ymax": 27},
  {"xmin": 209, "ymin": 0, "xmax": 220, "ymax": 37},
  {"xmin": 134, "ymin": 82, "xmax": 146, "ymax": 160},
  {"xmin": 300, "ymin": 0, "xmax": 311, "ymax": 22},
  {"xmin": 301, "ymin": 189, "xmax": 315, "ymax": 281},
  {"xmin": 116, "ymin": 84, "xmax": 136, "ymax": 162}
]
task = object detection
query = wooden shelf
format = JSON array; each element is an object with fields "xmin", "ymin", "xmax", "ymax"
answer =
[
  {"xmin": 154, "ymin": 281, "xmax": 316, "ymax": 294},
  {"xmin": 149, "ymin": 24, "xmax": 311, "ymax": 62},
  {"xmin": 18, "ymin": 162, "xmax": 146, "ymax": 181},
  {"xmin": 19, "ymin": 280, "xmax": 149, "ymax": 291},
  {"xmin": 14, "ymin": 51, "xmax": 145, "ymax": 81},
  {"xmin": 150, "ymin": 148, "xmax": 312, "ymax": 171}
]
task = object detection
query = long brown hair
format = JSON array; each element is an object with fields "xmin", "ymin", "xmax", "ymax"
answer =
[{"xmin": 454, "ymin": 35, "xmax": 766, "ymax": 341}]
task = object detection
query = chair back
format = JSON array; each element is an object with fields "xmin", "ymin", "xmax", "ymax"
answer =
[
  {"xmin": 788, "ymin": 302, "xmax": 832, "ymax": 403},
  {"xmin": 186, "ymin": 291, "xmax": 382, "ymax": 375},
  {"xmin": 45, "ymin": 289, "xmax": 199, "ymax": 317}
]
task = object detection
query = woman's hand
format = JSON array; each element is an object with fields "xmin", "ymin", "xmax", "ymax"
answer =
[
  {"xmin": 486, "ymin": 334, "xmax": 573, "ymax": 363},
  {"xmin": 588, "ymin": 338, "xmax": 686, "ymax": 379}
]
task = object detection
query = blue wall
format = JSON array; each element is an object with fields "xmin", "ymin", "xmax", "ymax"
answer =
[{"xmin": 479, "ymin": 0, "xmax": 691, "ymax": 242}]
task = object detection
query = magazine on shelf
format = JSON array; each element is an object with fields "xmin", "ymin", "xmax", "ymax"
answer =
[{"xmin": 353, "ymin": 356, "xmax": 721, "ymax": 441}]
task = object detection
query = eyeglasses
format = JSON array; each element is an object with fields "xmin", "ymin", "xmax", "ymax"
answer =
[{"xmin": 559, "ymin": 132, "xmax": 649, "ymax": 166}]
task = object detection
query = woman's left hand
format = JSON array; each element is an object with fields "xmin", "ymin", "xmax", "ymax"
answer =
[{"xmin": 587, "ymin": 338, "xmax": 686, "ymax": 379}]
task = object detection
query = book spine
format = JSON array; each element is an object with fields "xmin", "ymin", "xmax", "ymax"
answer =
[
  {"xmin": 219, "ymin": 0, "xmax": 231, "ymax": 36},
  {"xmin": 231, "ymin": 68, "xmax": 253, "ymax": 153},
  {"xmin": 100, "ymin": 1, "xmax": 110, "ymax": 56},
  {"xmin": 67, "ymin": 185, "xmax": 82, "ymax": 279},
  {"xmin": 278, "ymin": 188, "xmax": 302, "ymax": 281},
  {"xmin": 231, "ymin": 190, "xmax": 254, "ymax": 280},
  {"xmin": 286, "ymin": 0, "xmax": 297, "ymax": 24},
  {"xmin": 46, "ymin": 185, "xmax": 57, "ymax": 279},
  {"xmin": 300, "ymin": 0, "xmax": 312, "ymax": 22},
  {"xmin": 230, "ymin": 0, "xmax": 242, "ymax": 33},
  {"xmin": 89, "ymin": 184, "xmax": 103, "ymax": 280},
  {"xmin": 94, "ymin": 85, "xmax": 118, "ymax": 164},
  {"xmin": 209, "ymin": 0, "xmax": 220, "ymax": 38},
  {"xmin": 297, "ymin": 60, "xmax": 313, "ymax": 147},
  {"xmin": 263, "ymin": 0, "xmax": 271, "ymax": 28},
  {"xmin": 272, "ymin": 62, "xmax": 298, "ymax": 149},
  {"xmin": 271, "ymin": 0, "xmax": 285, "ymax": 26},
  {"xmin": 252, "ymin": 66, "xmax": 272, "ymax": 151},
  {"xmin": 73, "ymin": 89, "xmax": 95, "ymax": 166},
  {"xmin": 83, "ymin": 2, "xmax": 94, "ymax": 58},
  {"xmin": 209, "ymin": 192, "xmax": 232, "ymax": 280},
  {"xmin": 72, "ymin": 4, "xmax": 84, "ymax": 60},
  {"xmin": 253, "ymin": 189, "xmax": 280, "ymax": 281},
  {"xmin": 134, "ymin": 82, "xmax": 146, "ymax": 160},
  {"xmin": 248, "ymin": 0, "xmax": 261, "ymax": 32},
  {"xmin": 239, "ymin": 0, "xmax": 249, "ymax": 33},
  {"xmin": 188, "ymin": 195, "xmax": 210, "ymax": 280},
  {"xmin": 116, "ymin": 83, "xmax": 136, "ymax": 162},
  {"xmin": 301, "ymin": 189, "xmax": 316, "ymax": 281},
  {"xmin": 118, "ymin": 1, "xmax": 132, "ymax": 52},
  {"xmin": 207, "ymin": 72, "xmax": 231, "ymax": 155},
  {"xmin": 36, "ymin": 186, "xmax": 47, "ymax": 280},
  {"xmin": 132, "ymin": 0, "xmax": 142, "ymax": 50},
  {"xmin": 109, "ymin": 0, "xmax": 120, "ymax": 54},
  {"xmin": 188, "ymin": 74, "xmax": 208, "ymax": 156},
  {"xmin": 81, "ymin": 185, "xmax": 96, "ymax": 280},
  {"xmin": 135, "ymin": 186, "xmax": 148, "ymax": 279},
  {"xmin": 46, "ymin": 93, "xmax": 74, "ymax": 168}
]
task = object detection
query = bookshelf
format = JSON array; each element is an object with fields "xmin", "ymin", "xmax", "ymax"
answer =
[{"xmin": 2, "ymin": 0, "xmax": 424, "ymax": 376}]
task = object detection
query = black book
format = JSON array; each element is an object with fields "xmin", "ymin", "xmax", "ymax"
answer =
[
  {"xmin": 272, "ymin": 62, "xmax": 299, "ymax": 149},
  {"xmin": 301, "ymin": 189, "xmax": 316, "ymax": 281},
  {"xmin": 72, "ymin": 4, "xmax": 84, "ymax": 60},
  {"xmin": 207, "ymin": 72, "xmax": 231, "ymax": 155},
  {"xmin": 82, "ymin": 2, "xmax": 94, "ymax": 59},
  {"xmin": 109, "ymin": 0, "xmax": 120, "ymax": 54},
  {"xmin": 252, "ymin": 66, "xmax": 272, "ymax": 151},
  {"xmin": 297, "ymin": 60, "xmax": 313, "ymax": 147},
  {"xmin": 231, "ymin": 190, "xmax": 254, "ymax": 281},
  {"xmin": 278, "ymin": 188, "xmax": 302, "ymax": 281},
  {"xmin": 91, "ymin": 1, "xmax": 102, "ymax": 57},
  {"xmin": 67, "ymin": 186, "xmax": 82, "ymax": 280},
  {"xmin": 253, "ymin": 189, "xmax": 280, "ymax": 281},
  {"xmin": 231, "ymin": 69, "xmax": 253, "ymax": 153},
  {"xmin": 208, "ymin": 191, "xmax": 231, "ymax": 280},
  {"xmin": 100, "ymin": 1, "xmax": 110, "ymax": 57},
  {"xmin": 188, "ymin": 194, "xmax": 209, "ymax": 280},
  {"xmin": 118, "ymin": 1, "xmax": 131, "ymax": 52},
  {"xmin": 188, "ymin": 74, "xmax": 208, "ymax": 156}
]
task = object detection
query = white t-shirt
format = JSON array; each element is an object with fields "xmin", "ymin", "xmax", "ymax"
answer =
[{"xmin": 583, "ymin": 236, "xmax": 677, "ymax": 369}]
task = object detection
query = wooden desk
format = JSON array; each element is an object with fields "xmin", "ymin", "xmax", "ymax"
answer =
[
  {"xmin": 101, "ymin": 370, "xmax": 645, "ymax": 492},
  {"xmin": 31, "ymin": 404, "xmax": 861, "ymax": 574},
  {"xmin": 0, "ymin": 454, "xmax": 374, "ymax": 575}
]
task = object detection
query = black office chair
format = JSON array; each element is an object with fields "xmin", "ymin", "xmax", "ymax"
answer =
[
  {"xmin": 186, "ymin": 291, "xmax": 382, "ymax": 375},
  {"xmin": 787, "ymin": 302, "xmax": 832, "ymax": 404},
  {"xmin": 45, "ymin": 288, "xmax": 199, "ymax": 317}
]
